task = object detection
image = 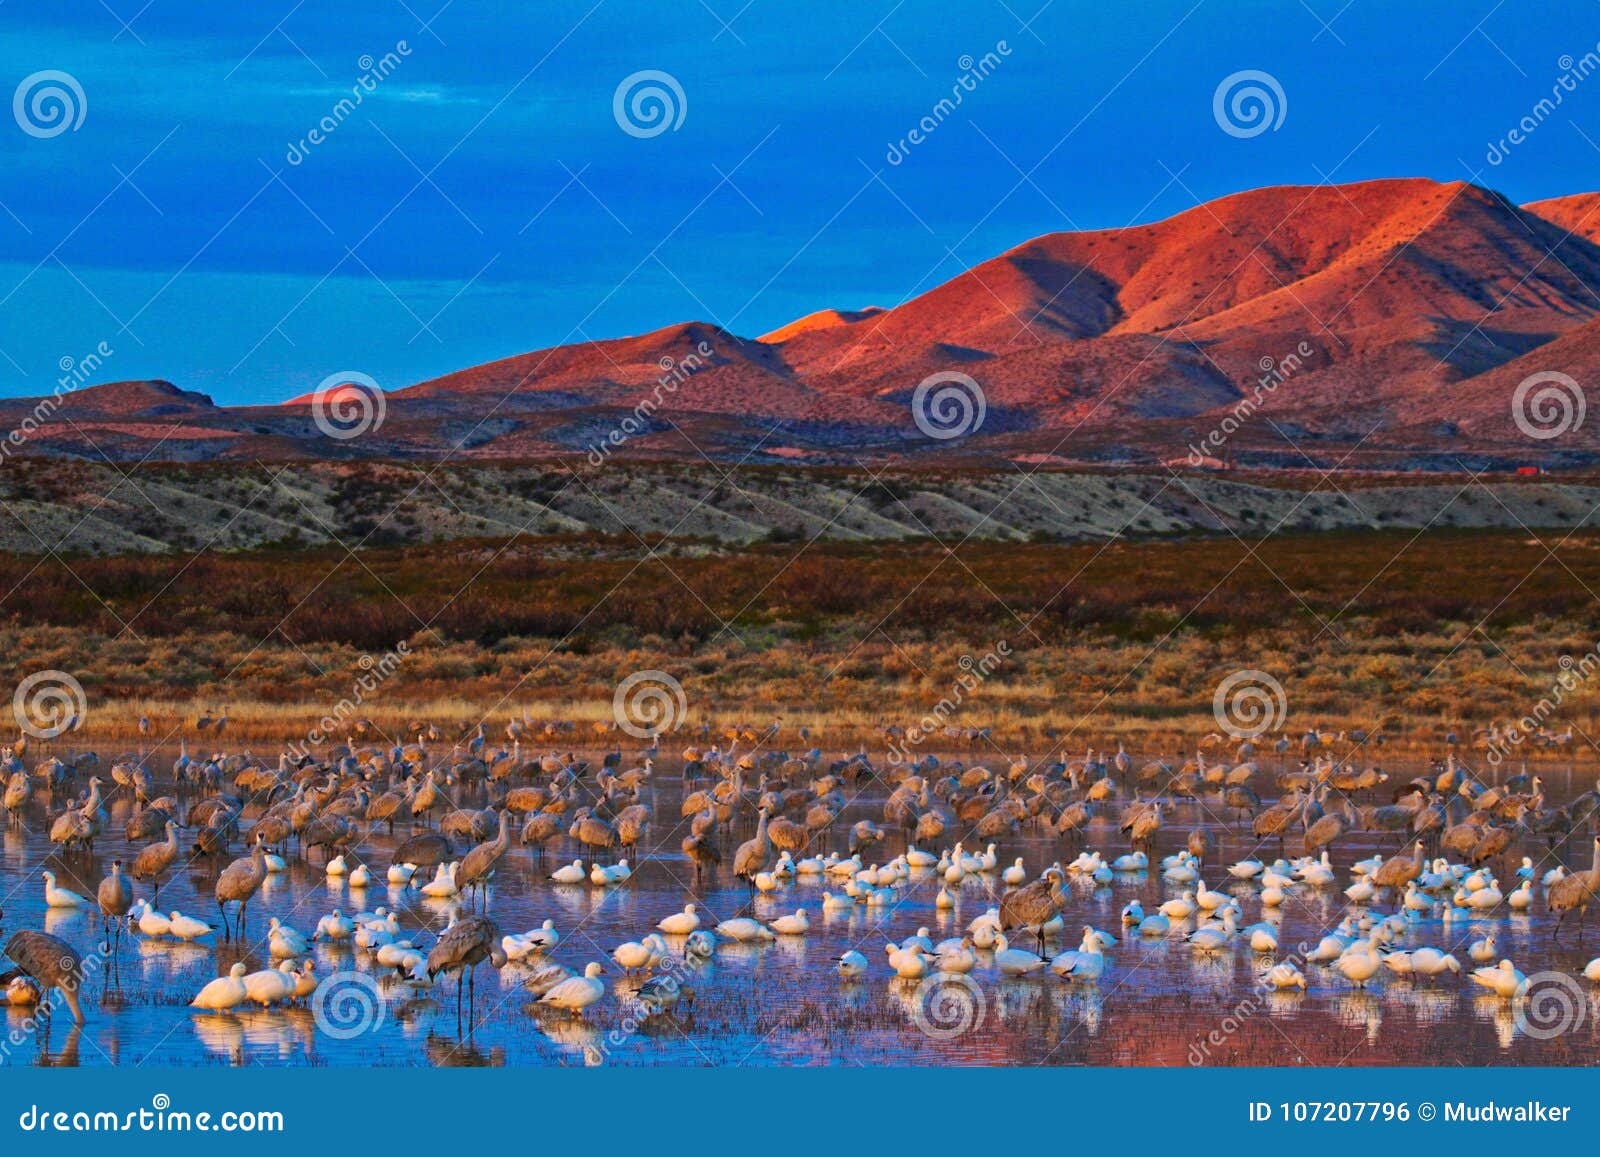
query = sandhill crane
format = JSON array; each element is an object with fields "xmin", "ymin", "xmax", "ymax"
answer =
[
  {"xmin": 1468, "ymin": 824, "xmax": 1515, "ymax": 869},
  {"xmin": 1303, "ymin": 796, "xmax": 1356, "ymax": 856},
  {"xmin": 567, "ymin": 807, "xmax": 616, "ymax": 851},
  {"xmin": 455, "ymin": 810, "xmax": 511, "ymax": 909},
  {"xmin": 1549, "ymin": 836, "xmax": 1600, "ymax": 941},
  {"xmin": 1129, "ymin": 802, "xmax": 1163, "ymax": 848},
  {"xmin": 215, "ymin": 837, "xmax": 269, "ymax": 942},
  {"xmin": 3, "ymin": 770, "xmax": 30, "ymax": 824},
  {"xmin": 614, "ymin": 796, "xmax": 653, "ymax": 851},
  {"xmin": 519, "ymin": 812, "xmax": 562, "ymax": 860},
  {"xmin": 849, "ymin": 819, "xmax": 884, "ymax": 856},
  {"xmin": 426, "ymin": 913, "xmax": 507, "ymax": 1024},
  {"xmin": 1, "ymin": 931, "xmax": 86, "ymax": 1025},
  {"xmin": 391, "ymin": 830, "xmax": 453, "ymax": 873},
  {"xmin": 1223, "ymin": 783, "xmax": 1259, "ymax": 823},
  {"xmin": 366, "ymin": 782, "xmax": 413, "ymax": 834},
  {"xmin": 131, "ymin": 821, "xmax": 181, "ymax": 902},
  {"xmin": 96, "ymin": 861, "xmax": 133, "ymax": 965},
  {"xmin": 409, "ymin": 772, "xmax": 441, "ymax": 827},
  {"xmin": 682, "ymin": 832, "xmax": 721, "ymax": 880},
  {"xmin": 733, "ymin": 808, "xmax": 772, "ymax": 883},
  {"xmin": 999, "ymin": 867, "xmax": 1066, "ymax": 958},
  {"xmin": 1253, "ymin": 794, "xmax": 1300, "ymax": 850},
  {"xmin": 1372, "ymin": 840, "xmax": 1426, "ymax": 894}
]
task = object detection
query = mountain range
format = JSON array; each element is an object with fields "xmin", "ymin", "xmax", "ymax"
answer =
[{"xmin": 10, "ymin": 177, "xmax": 1600, "ymax": 469}]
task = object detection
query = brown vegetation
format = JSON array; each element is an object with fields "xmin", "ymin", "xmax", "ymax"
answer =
[{"xmin": 6, "ymin": 529, "xmax": 1600, "ymax": 751}]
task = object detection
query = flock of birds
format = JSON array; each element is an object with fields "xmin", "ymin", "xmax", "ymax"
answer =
[{"xmin": 3, "ymin": 720, "xmax": 1600, "ymax": 1061}]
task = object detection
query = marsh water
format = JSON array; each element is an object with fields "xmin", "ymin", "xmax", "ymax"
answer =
[{"xmin": 3, "ymin": 747, "xmax": 1599, "ymax": 1067}]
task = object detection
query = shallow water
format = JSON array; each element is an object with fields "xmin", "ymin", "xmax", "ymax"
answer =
[{"xmin": 3, "ymin": 749, "xmax": 1599, "ymax": 1067}]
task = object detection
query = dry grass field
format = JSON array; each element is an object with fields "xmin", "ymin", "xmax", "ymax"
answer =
[{"xmin": 9, "ymin": 524, "xmax": 1600, "ymax": 757}]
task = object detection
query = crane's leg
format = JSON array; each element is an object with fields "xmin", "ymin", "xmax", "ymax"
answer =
[{"xmin": 219, "ymin": 899, "xmax": 231, "ymax": 943}]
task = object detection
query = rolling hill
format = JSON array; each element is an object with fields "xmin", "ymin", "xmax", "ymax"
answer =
[{"xmin": 10, "ymin": 177, "xmax": 1600, "ymax": 469}]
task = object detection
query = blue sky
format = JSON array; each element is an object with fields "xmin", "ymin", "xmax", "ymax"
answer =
[{"xmin": 0, "ymin": 0, "xmax": 1595, "ymax": 404}]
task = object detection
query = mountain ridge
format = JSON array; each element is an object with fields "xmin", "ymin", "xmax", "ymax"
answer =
[{"xmin": 12, "ymin": 177, "xmax": 1600, "ymax": 468}]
